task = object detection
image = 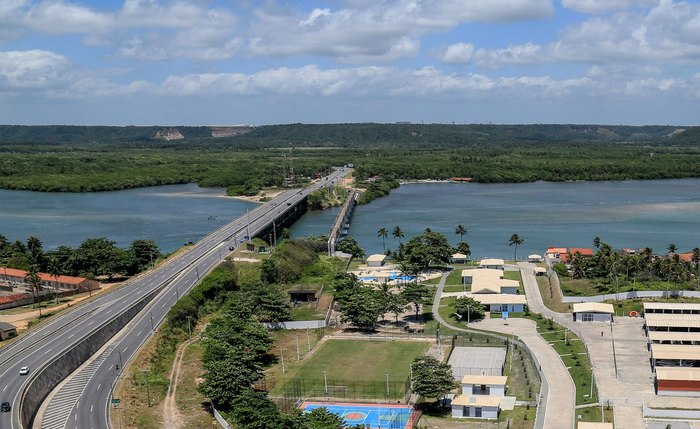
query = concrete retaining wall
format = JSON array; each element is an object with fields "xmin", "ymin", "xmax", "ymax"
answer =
[
  {"xmin": 213, "ymin": 407, "xmax": 232, "ymax": 429},
  {"xmin": 643, "ymin": 404, "xmax": 700, "ymax": 419},
  {"xmin": 20, "ymin": 285, "xmax": 164, "ymax": 428}
]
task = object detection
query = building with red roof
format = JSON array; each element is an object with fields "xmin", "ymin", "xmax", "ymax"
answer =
[{"xmin": 1, "ymin": 267, "xmax": 99, "ymax": 293}]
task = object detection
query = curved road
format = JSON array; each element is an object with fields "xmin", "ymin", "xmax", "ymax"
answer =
[{"xmin": 0, "ymin": 168, "xmax": 348, "ymax": 429}]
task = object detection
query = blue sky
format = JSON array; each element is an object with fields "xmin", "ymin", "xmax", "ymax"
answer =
[{"xmin": 2, "ymin": 0, "xmax": 700, "ymax": 126}]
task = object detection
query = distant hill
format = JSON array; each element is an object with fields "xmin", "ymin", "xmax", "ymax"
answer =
[{"xmin": 0, "ymin": 123, "xmax": 692, "ymax": 148}]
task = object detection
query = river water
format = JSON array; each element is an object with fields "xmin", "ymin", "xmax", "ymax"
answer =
[
  {"xmin": 291, "ymin": 179, "xmax": 700, "ymax": 259},
  {"xmin": 1, "ymin": 179, "xmax": 698, "ymax": 258},
  {"xmin": 0, "ymin": 183, "xmax": 258, "ymax": 253}
]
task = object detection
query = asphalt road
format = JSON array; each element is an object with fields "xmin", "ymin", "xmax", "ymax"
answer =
[{"xmin": 0, "ymin": 167, "xmax": 348, "ymax": 429}]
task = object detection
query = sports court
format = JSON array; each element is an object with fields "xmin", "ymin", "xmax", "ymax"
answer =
[
  {"xmin": 299, "ymin": 401, "xmax": 415, "ymax": 429},
  {"xmin": 448, "ymin": 346, "xmax": 506, "ymax": 379}
]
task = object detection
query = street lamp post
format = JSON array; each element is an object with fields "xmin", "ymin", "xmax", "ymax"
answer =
[
  {"xmin": 323, "ymin": 370, "xmax": 328, "ymax": 396},
  {"xmin": 142, "ymin": 370, "xmax": 151, "ymax": 407},
  {"xmin": 385, "ymin": 373, "xmax": 390, "ymax": 398}
]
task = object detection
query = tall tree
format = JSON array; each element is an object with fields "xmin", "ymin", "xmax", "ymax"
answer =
[
  {"xmin": 400, "ymin": 282, "xmax": 431, "ymax": 321},
  {"xmin": 570, "ymin": 252, "xmax": 588, "ymax": 279},
  {"xmin": 411, "ymin": 356, "xmax": 456, "ymax": 405},
  {"xmin": 24, "ymin": 265, "xmax": 42, "ymax": 314},
  {"xmin": 668, "ymin": 243, "xmax": 678, "ymax": 255},
  {"xmin": 455, "ymin": 224, "xmax": 468, "ymax": 242},
  {"xmin": 454, "ymin": 242, "xmax": 471, "ymax": 259},
  {"xmin": 453, "ymin": 296, "xmax": 485, "ymax": 323},
  {"xmin": 377, "ymin": 227, "xmax": 388, "ymax": 253},
  {"xmin": 26, "ymin": 236, "xmax": 44, "ymax": 268},
  {"xmin": 392, "ymin": 226, "xmax": 404, "ymax": 244},
  {"xmin": 128, "ymin": 239, "xmax": 160, "ymax": 271},
  {"xmin": 403, "ymin": 230, "xmax": 452, "ymax": 269},
  {"xmin": 593, "ymin": 236, "xmax": 601, "ymax": 249},
  {"xmin": 339, "ymin": 287, "xmax": 385, "ymax": 330},
  {"xmin": 46, "ymin": 256, "xmax": 61, "ymax": 304},
  {"xmin": 509, "ymin": 234, "xmax": 524, "ymax": 261}
]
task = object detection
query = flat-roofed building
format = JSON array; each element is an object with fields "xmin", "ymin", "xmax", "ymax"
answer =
[
  {"xmin": 470, "ymin": 294, "xmax": 527, "ymax": 313},
  {"xmin": 479, "ymin": 259, "xmax": 504, "ymax": 270},
  {"xmin": 650, "ymin": 344, "xmax": 700, "ymax": 369},
  {"xmin": 451, "ymin": 394, "xmax": 501, "ymax": 419},
  {"xmin": 460, "ymin": 375, "xmax": 507, "ymax": 396},
  {"xmin": 545, "ymin": 247, "xmax": 567, "ymax": 260},
  {"xmin": 527, "ymin": 254, "xmax": 543, "ymax": 263},
  {"xmin": 0, "ymin": 322, "xmax": 17, "ymax": 341},
  {"xmin": 534, "ymin": 266, "xmax": 547, "ymax": 276},
  {"xmin": 451, "ymin": 253, "xmax": 469, "ymax": 263},
  {"xmin": 644, "ymin": 302, "xmax": 700, "ymax": 315},
  {"xmin": 573, "ymin": 302, "xmax": 614, "ymax": 323},
  {"xmin": 644, "ymin": 313, "xmax": 700, "ymax": 333},
  {"xmin": 647, "ymin": 331, "xmax": 700, "ymax": 346},
  {"xmin": 656, "ymin": 367, "xmax": 700, "ymax": 396},
  {"xmin": 365, "ymin": 254, "xmax": 386, "ymax": 267},
  {"xmin": 0, "ymin": 267, "xmax": 99, "ymax": 293}
]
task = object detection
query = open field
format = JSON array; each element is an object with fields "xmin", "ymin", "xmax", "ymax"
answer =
[
  {"xmin": 536, "ymin": 275, "xmax": 571, "ymax": 313},
  {"xmin": 268, "ymin": 339, "xmax": 429, "ymax": 401},
  {"xmin": 560, "ymin": 277, "xmax": 697, "ymax": 296}
]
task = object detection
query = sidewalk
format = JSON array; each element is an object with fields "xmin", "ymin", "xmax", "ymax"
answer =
[{"xmin": 431, "ymin": 272, "xmax": 576, "ymax": 429}]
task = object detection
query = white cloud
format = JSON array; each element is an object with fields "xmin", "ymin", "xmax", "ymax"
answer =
[
  {"xmin": 440, "ymin": 43, "xmax": 475, "ymax": 64},
  {"xmin": 561, "ymin": 0, "xmax": 659, "ymax": 14},
  {"xmin": 0, "ymin": 49, "xmax": 70, "ymax": 89},
  {"xmin": 248, "ymin": 0, "xmax": 553, "ymax": 62}
]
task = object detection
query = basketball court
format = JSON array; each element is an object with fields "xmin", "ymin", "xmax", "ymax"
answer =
[{"xmin": 299, "ymin": 401, "xmax": 415, "ymax": 429}]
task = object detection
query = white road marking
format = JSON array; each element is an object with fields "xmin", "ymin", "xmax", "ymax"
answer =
[
  {"xmin": 97, "ymin": 383, "xmax": 101, "ymax": 390},
  {"xmin": 44, "ymin": 348, "xmax": 53, "ymax": 354},
  {"xmin": 68, "ymin": 333, "xmax": 75, "ymax": 339},
  {"xmin": 137, "ymin": 330, "xmax": 142, "ymax": 336},
  {"xmin": 122, "ymin": 347, "xmax": 128, "ymax": 353},
  {"xmin": 90, "ymin": 404, "xmax": 94, "ymax": 413},
  {"xmin": 2, "ymin": 385, "xmax": 7, "ymax": 392}
]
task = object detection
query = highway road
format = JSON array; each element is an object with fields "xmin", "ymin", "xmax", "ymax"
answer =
[{"xmin": 0, "ymin": 167, "xmax": 348, "ymax": 429}]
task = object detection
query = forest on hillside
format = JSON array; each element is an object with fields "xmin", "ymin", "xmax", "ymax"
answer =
[{"xmin": 0, "ymin": 123, "xmax": 698, "ymax": 194}]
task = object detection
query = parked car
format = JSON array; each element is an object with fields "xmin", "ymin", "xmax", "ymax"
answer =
[
  {"xmin": 19, "ymin": 366, "xmax": 29, "ymax": 376},
  {"xmin": 1, "ymin": 402, "xmax": 10, "ymax": 412}
]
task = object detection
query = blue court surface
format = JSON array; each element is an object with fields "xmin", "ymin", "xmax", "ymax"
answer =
[{"xmin": 299, "ymin": 402, "xmax": 415, "ymax": 429}]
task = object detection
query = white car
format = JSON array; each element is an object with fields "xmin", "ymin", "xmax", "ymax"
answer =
[{"xmin": 19, "ymin": 366, "xmax": 29, "ymax": 376}]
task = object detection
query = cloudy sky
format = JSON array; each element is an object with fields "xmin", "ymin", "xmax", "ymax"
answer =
[{"xmin": 2, "ymin": 0, "xmax": 700, "ymax": 126}]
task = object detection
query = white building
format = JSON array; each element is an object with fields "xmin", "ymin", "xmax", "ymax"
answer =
[
  {"xmin": 479, "ymin": 258, "xmax": 504, "ymax": 270},
  {"xmin": 365, "ymin": 254, "xmax": 386, "ymax": 267},
  {"xmin": 451, "ymin": 253, "xmax": 469, "ymax": 263},
  {"xmin": 460, "ymin": 375, "xmax": 507, "ymax": 396},
  {"xmin": 527, "ymin": 254, "xmax": 543, "ymax": 263},
  {"xmin": 451, "ymin": 394, "xmax": 501, "ymax": 419},
  {"xmin": 572, "ymin": 303, "xmax": 614, "ymax": 323},
  {"xmin": 471, "ymin": 294, "xmax": 527, "ymax": 313}
]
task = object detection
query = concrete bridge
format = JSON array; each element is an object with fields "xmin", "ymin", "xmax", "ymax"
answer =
[
  {"xmin": 327, "ymin": 189, "xmax": 361, "ymax": 255},
  {"xmin": 0, "ymin": 167, "xmax": 350, "ymax": 429}
]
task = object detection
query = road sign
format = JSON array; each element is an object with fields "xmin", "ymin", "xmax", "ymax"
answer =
[
  {"xmin": 502, "ymin": 311, "xmax": 509, "ymax": 320},
  {"xmin": 111, "ymin": 398, "xmax": 120, "ymax": 404}
]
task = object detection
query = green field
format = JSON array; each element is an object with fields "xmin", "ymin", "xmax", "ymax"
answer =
[{"xmin": 271, "ymin": 339, "xmax": 429, "ymax": 400}]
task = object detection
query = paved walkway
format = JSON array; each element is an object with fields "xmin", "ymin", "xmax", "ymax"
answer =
[{"xmin": 431, "ymin": 271, "xmax": 576, "ymax": 429}]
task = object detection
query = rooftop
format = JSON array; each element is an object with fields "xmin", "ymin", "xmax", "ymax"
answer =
[
  {"xmin": 468, "ymin": 294, "xmax": 527, "ymax": 305},
  {"xmin": 656, "ymin": 367, "xmax": 700, "ymax": 381},
  {"xmin": 479, "ymin": 258, "xmax": 504, "ymax": 266},
  {"xmin": 643, "ymin": 302, "xmax": 700, "ymax": 311},
  {"xmin": 651, "ymin": 344, "xmax": 700, "ymax": 360},
  {"xmin": 451, "ymin": 395, "xmax": 502, "ymax": 407},
  {"xmin": 366, "ymin": 254, "xmax": 386, "ymax": 262},
  {"xmin": 573, "ymin": 302, "xmax": 614, "ymax": 314},
  {"xmin": 576, "ymin": 423, "xmax": 614, "ymax": 429},
  {"xmin": 645, "ymin": 313, "xmax": 700, "ymax": 329},
  {"xmin": 461, "ymin": 375, "xmax": 508, "ymax": 385}
]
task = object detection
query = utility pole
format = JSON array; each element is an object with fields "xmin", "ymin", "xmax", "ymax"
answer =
[
  {"xmin": 385, "ymin": 373, "xmax": 390, "ymax": 398},
  {"xmin": 142, "ymin": 370, "xmax": 151, "ymax": 407},
  {"xmin": 306, "ymin": 328, "xmax": 311, "ymax": 351},
  {"xmin": 323, "ymin": 370, "xmax": 328, "ymax": 396},
  {"xmin": 296, "ymin": 335, "xmax": 300, "ymax": 361},
  {"xmin": 150, "ymin": 312, "xmax": 155, "ymax": 331},
  {"xmin": 187, "ymin": 316, "xmax": 192, "ymax": 339},
  {"xmin": 280, "ymin": 348, "xmax": 285, "ymax": 373}
]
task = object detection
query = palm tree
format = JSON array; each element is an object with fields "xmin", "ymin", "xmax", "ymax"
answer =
[
  {"xmin": 377, "ymin": 228, "xmax": 389, "ymax": 253},
  {"xmin": 24, "ymin": 265, "xmax": 42, "ymax": 316},
  {"xmin": 392, "ymin": 226, "xmax": 404, "ymax": 245},
  {"xmin": 508, "ymin": 234, "xmax": 524, "ymax": 261},
  {"xmin": 570, "ymin": 252, "xmax": 587, "ymax": 279},
  {"xmin": 455, "ymin": 225, "xmax": 468, "ymax": 243},
  {"xmin": 668, "ymin": 243, "xmax": 678, "ymax": 255},
  {"xmin": 593, "ymin": 236, "xmax": 601, "ymax": 249},
  {"xmin": 46, "ymin": 257, "xmax": 61, "ymax": 305}
]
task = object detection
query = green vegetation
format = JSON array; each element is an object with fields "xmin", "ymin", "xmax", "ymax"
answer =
[
  {"xmin": 525, "ymin": 314, "xmax": 597, "ymax": 405},
  {"xmin": 1, "ymin": 124, "xmax": 700, "ymax": 196},
  {"xmin": 357, "ymin": 178, "xmax": 400, "ymax": 204},
  {"xmin": 306, "ymin": 186, "xmax": 349, "ymax": 210},
  {"xmin": 0, "ymin": 233, "xmax": 160, "ymax": 278},
  {"xmin": 272, "ymin": 339, "xmax": 428, "ymax": 399},
  {"xmin": 411, "ymin": 355, "xmax": 456, "ymax": 404},
  {"xmin": 453, "ymin": 296, "xmax": 486, "ymax": 322},
  {"xmin": 576, "ymin": 405, "xmax": 614, "ymax": 427},
  {"xmin": 559, "ymin": 241, "xmax": 700, "ymax": 296}
]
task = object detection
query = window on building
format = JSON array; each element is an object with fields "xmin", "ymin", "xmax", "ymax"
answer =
[{"xmin": 581, "ymin": 313, "xmax": 594, "ymax": 322}]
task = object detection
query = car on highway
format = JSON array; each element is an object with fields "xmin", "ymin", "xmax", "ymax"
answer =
[
  {"xmin": 19, "ymin": 366, "xmax": 29, "ymax": 376},
  {"xmin": 1, "ymin": 402, "xmax": 10, "ymax": 412}
]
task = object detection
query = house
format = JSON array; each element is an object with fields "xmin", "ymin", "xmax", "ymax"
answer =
[
  {"xmin": 0, "ymin": 267, "xmax": 99, "ymax": 293},
  {"xmin": 471, "ymin": 294, "xmax": 527, "ymax": 313},
  {"xmin": 288, "ymin": 289, "xmax": 317, "ymax": 303},
  {"xmin": 0, "ymin": 322, "xmax": 17, "ymax": 341},
  {"xmin": 572, "ymin": 303, "xmax": 614, "ymax": 323},
  {"xmin": 366, "ymin": 254, "xmax": 386, "ymax": 267},
  {"xmin": 534, "ymin": 267, "xmax": 547, "ymax": 276},
  {"xmin": 478, "ymin": 259, "xmax": 504, "ymax": 270},
  {"xmin": 451, "ymin": 253, "xmax": 469, "ymax": 263},
  {"xmin": 527, "ymin": 254, "xmax": 543, "ymax": 263},
  {"xmin": 460, "ymin": 375, "xmax": 507, "ymax": 396},
  {"xmin": 462, "ymin": 269, "xmax": 519, "ymax": 295},
  {"xmin": 569, "ymin": 248, "xmax": 594, "ymax": 257},
  {"xmin": 545, "ymin": 247, "xmax": 567, "ymax": 260},
  {"xmin": 451, "ymin": 395, "xmax": 501, "ymax": 419}
]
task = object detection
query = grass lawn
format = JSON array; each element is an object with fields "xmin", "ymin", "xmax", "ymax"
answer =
[
  {"xmin": 576, "ymin": 405, "xmax": 614, "ymax": 427},
  {"xmin": 269, "ymin": 339, "xmax": 429, "ymax": 401},
  {"xmin": 504, "ymin": 270, "xmax": 525, "ymax": 294},
  {"xmin": 443, "ymin": 284, "xmax": 467, "ymax": 293},
  {"xmin": 418, "ymin": 404, "xmax": 535, "ymax": 429},
  {"xmin": 445, "ymin": 264, "xmax": 475, "ymax": 285},
  {"xmin": 524, "ymin": 314, "xmax": 596, "ymax": 405}
]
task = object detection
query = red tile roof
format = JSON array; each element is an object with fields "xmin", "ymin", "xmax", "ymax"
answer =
[
  {"xmin": 0, "ymin": 293, "xmax": 31, "ymax": 305},
  {"xmin": 2, "ymin": 267, "xmax": 91, "ymax": 285},
  {"xmin": 546, "ymin": 247, "xmax": 568, "ymax": 254},
  {"xmin": 569, "ymin": 248, "xmax": 594, "ymax": 256}
]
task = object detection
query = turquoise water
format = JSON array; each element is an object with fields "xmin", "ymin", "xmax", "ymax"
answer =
[
  {"xmin": 291, "ymin": 179, "xmax": 700, "ymax": 259},
  {"xmin": 0, "ymin": 183, "xmax": 259, "ymax": 253}
]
